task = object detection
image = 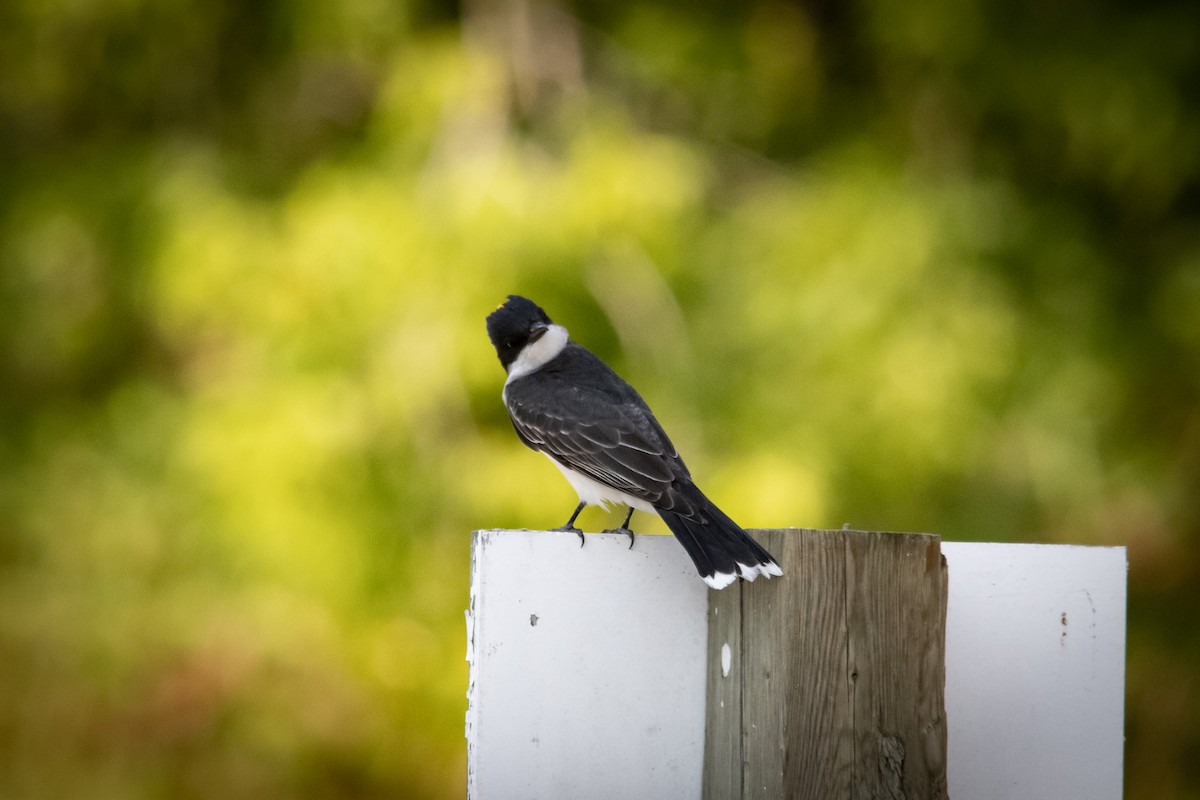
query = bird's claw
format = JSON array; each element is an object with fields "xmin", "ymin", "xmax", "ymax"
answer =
[
  {"xmin": 603, "ymin": 527, "xmax": 636, "ymax": 549},
  {"xmin": 553, "ymin": 525, "xmax": 585, "ymax": 547}
]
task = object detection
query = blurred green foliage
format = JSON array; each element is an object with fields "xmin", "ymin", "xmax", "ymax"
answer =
[{"xmin": 1, "ymin": 0, "xmax": 1198, "ymax": 797}]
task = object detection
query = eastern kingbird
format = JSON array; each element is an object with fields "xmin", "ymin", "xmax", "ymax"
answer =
[{"xmin": 486, "ymin": 295, "xmax": 782, "ymax": 590}]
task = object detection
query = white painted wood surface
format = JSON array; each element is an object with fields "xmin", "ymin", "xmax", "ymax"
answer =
[
  {"xmin": 466, "ymin": 530, "xmax": 709, "ymax": 800},
  {"xmin": 466, "ymin": 531, "xmax": 1126, "ymax": 800},
  {"xmin": 941, "ymin": 542, "xmax": 1127, "ymax": 800}
]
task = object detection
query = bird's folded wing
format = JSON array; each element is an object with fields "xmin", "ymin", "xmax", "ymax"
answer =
[{"xmin": 507, "ymin": 387, "xmax": 690, "ymax": 509}]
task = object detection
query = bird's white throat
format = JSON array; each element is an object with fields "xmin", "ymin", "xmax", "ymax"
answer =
[{"xmin": 506, "ymin": 324, "xmax": 569, "ymax": 384}]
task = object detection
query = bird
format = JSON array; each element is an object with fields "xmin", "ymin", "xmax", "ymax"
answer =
[{"xmin": 485, "ymin": 294, "xmax": 782, "ymax": 590}]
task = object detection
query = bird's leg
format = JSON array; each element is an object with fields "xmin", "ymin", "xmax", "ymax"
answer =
[
  {"xmin": 603, "ymin": 506, "xmax": 636, "ymax": 549},
  {"xmin": 553, "ymin": 501, "xmax": 587, "ymax": 547}
]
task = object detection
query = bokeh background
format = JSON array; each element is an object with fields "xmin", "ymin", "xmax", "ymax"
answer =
[{"xmin": 1, "ymin": 0, "xmax": 1198, "ymax": 797}]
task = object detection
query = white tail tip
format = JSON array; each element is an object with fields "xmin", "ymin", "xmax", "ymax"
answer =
[
  {"xmin": 704, "ymin": 560, "xmax": 783, "ymax": 589},
  {"xmin": 703, "ymin": 571, "xmax": 738, "ymax": 590}
]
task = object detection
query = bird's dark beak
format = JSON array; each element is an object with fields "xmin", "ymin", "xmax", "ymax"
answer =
[{"xmin": 528, "ymin": 322, "xmax": 549, "ymax": 343}]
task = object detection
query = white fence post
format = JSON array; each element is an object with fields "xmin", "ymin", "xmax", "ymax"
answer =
[
  {"xmin": 466, "ymin": 530, "xmax": 1126, "ymax": 800},
  {"xmin": 466, "ymin": 529, "xmax": 708, "ymax": 800}
]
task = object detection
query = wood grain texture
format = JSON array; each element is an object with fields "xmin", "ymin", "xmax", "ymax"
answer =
[
  {"xmin": 703, "ymin": 580, "xmax": 742, "ymax": 800},
  {"xmin": 703, "ymin": 529, "xmax": 949, "ymax": 800}
]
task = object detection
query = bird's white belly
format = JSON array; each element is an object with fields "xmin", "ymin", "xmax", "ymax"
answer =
[{"xmin": 546, "ymin": 456, "xmax": 656, "ymax": 513}]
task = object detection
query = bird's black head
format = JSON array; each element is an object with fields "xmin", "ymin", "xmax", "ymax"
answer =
[{"xmin": 486, "ymin": 295, "xmax": 555, "ymax": 370}]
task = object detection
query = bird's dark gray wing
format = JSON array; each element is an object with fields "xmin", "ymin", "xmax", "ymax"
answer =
[{"xmin": 504, "ymin": 348, "xmax": 695, "ymax": 512}]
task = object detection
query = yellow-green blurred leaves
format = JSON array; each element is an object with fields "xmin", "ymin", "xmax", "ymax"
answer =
[
  {"xmin": 5, "ymin": 207, "xmax": 108, "ymax": 383},
  {"xmin": 3, "ymin": 2, "xmax": 1199, "ymax": 798}
]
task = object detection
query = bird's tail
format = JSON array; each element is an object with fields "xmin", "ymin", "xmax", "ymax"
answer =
[{"xmin": 657, "ymin": 489, "xmax": 783, "ymax": 590}]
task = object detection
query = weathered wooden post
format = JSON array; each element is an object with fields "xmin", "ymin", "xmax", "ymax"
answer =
[{"xmin": 704, "ymin": 529, "xmax": 949, "ymax": 799}]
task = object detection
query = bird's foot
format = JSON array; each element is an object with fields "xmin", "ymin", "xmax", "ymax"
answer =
[
  {"xmin": 603, "ymin": 527, "xmax": 636, "ymax": 549},
  {"xmin": 553, "ymin": 525, "xmax": 585, "ymax": 547}
]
